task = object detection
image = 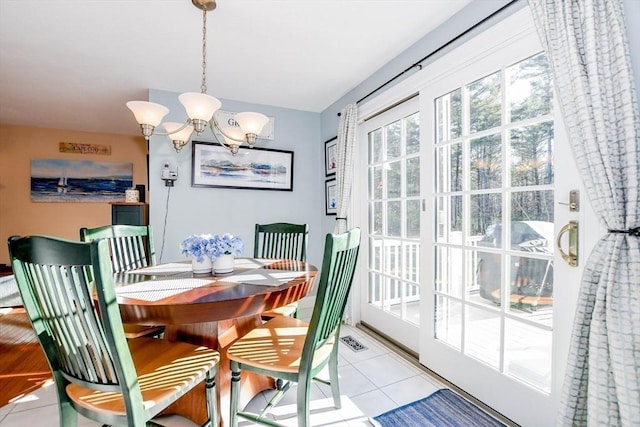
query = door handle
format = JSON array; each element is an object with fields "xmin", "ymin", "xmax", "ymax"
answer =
[{"xmin": 556, "ymin": 221, "xmax": 578, "ymax": 267}]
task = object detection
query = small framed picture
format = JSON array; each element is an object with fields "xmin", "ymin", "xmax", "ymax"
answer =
[
  {"xmin": 324, "ymin": 137, "xmax": 338, "ymax": 177},
  {"xmin": 325, "ymin": 179, "xmax": 337, "ymax": 215}
]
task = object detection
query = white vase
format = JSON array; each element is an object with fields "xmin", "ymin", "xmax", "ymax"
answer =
[
  {"xmin": 212, "ymin": 254, "xmax": 234, "ymax": 274},
  {"xmin": 191, "ymin": 256, "xmax": 212, "ymax": 274}
]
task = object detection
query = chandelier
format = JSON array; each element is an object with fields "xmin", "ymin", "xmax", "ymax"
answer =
[{"xmin": 126, "ymin": 0, "xmax": 268, "ymax": 155}]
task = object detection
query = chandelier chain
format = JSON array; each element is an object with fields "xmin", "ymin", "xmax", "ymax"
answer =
[{"xmin": 201, "ymin": 8, "xmax": 208, "ymax": 94}]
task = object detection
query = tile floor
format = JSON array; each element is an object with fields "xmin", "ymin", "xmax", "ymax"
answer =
[{"xmin": 0, "ymin": 324, "xmax": 446, "ymax": 427}]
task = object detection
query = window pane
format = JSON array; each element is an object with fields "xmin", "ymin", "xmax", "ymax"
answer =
[
  {"xmin": 405, "ymin": 113, "xmax": 420, "ymax": 154},
  {"xmin": 372, "ymin": 166, "xmax": 383, "ymax": 199},
  {"xmin": 371, "ymin": 201, "xmax": 382, "ymax": 235},
  {"xmin": 450, "ymin": 142, "xmax": 463, "ymax": 192},
  {"xmin": 368, "ymin": 167, "xmax": 373, "ymax": 199},
  {"xmin": 437, "ymin": 143, "xmax": 462, "ymax": 193},
  {"xmin": 435, "ymin": 295, "xmax": 461, "ymax": 350},
  {"xmin": 370, "ymin": 129, "xmax": 383, "ymax": 163},
  {"xmin": 385, "ymin": 240, "xmax": 402, "ymax": 277},
  {"xmin": 505, "ymin": 319, "xmax": 552, "ymax": 392},
  {"xmin": 404, "ymin": 283, "xmax": 420, "ymax": 325},
  {"xmin": 511, "ymin": 190, "xmax": 554, "ymax": 224},
  {"xmin": 469, "ymin": 72, "xmax": 501, "ymax": 133},
  {"xmin": 385, "ymin": 277, "xmax": 401, "ymax": 316},
  {"xmin": 475, "ymin": 249, "xmax": 502, "ymax": 303},
  {"xmin": 509, "ymin": 254, "xmax": 553, "ymax": 307},
  {"xmin": 470, "ymin": 134, "xmax": 502, "ymax": 190},
  {"xmin": 370, "ymin": 239, "xmax": 382, "ymax": 271},
  {"xmin": 406, "ymin": 157, "xmax": 420, "ymax": 197},
  {"xmin": 508, "ymin": 53, "xmax": 552, "ymax": 123},
  {"xmin": 387, "ymin": 161, "xmax": 401, "ymax": 198},
  {"xmin": 469, "ymin": 193, "xmax": 502, "ymax": 240},
  {"xmin": 435, "ymin": 246, "xmax": 463, "ymax": 297},
  {"xmin": 406, "ymin": 199, "xmax": 420, "ymax": 238},
  {"xmin": 465, "ymin": 306, "xmax": 500, "ymax": 368},
  {"xmin": 387, "ymin": 201, "xmax": 401, "ymax": 236},
  {"xmin": 436, "ymin": 195, "xmax": 462, "ymax": 243},
  {"xmin": 404, "ymin": 241, "xmax": 420, "ymax": 281},
  {"xmin": 369, "ymin": 272, "xmax": 382, "ymax": 307},
  {"xmin": 510, "ymin": 122, "xmax": 554, "ymax": 187},
  {"xmin": 450, "ymin": 89, "xmax": 462, "ymax": 139},
  {"xmin": 386, "ymin": 120, "xmax": 401, "ymax": 159},
  {"xmin": 465, "ymin": 248, "xmax": 482, "ymax": 297},
  {"xmin": 435, "ymin": 88, "xmax": 462, "ymax": 142}
]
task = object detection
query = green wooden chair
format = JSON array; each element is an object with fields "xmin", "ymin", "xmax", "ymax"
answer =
[
  {"xmin": 227, "ymin": 228, "xmax": 361, "ymax": 427},
  {"xmin": 254, "ymin": 222, "xmax": 309, "ymax": 319},
  {"xmin": 80, "ymin": 224, "xmax": 163, "ymax": 338},
  {"xmin": 80, "ymin": 224, "xmax": 156, "ymax": 273},
  {"xmin": 8, "ymin": 235, "xmax": 219, "ymax": 427}
]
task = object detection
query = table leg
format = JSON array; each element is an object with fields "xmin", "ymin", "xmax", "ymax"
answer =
[{"xmin": 160, "ymin": 315, "xmax": 274, "ymax": 426}]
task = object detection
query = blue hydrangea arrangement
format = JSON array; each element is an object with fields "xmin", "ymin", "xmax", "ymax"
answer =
[
  {"xmin": 180, "ymin": 233, "xmax": 244, "ymax": 262},
  {"xmin": 207, "ymin": 233, "xmax": 244, "ymax": 259}
]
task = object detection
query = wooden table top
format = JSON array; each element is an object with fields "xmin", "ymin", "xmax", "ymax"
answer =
[{"xmin": 114, "ymin": 258, "xmax": 317, "ymax": 326}]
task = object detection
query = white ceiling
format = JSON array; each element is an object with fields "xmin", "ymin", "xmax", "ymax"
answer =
[{"xmin": 0, "ymin": 0, "xmax": 473, "ymax": 136}]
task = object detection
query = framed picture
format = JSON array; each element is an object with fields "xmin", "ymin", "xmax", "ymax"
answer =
[
  {"xmin": 324, "ymin": 137, "xmax": 338, "ymax": 176},
  {"xmin": 325, "ymin": 179, "xmax": 337, "ymax": 215},
  {"xmin": 30, "ymin": 159, "xmax": 133, "ymax": 203},
  {"xmin": 192, "ymin": 141, "xmax": 293, "ymax": 191}
]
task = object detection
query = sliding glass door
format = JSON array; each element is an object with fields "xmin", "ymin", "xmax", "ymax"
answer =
[
  {"xmin": 360, "ymin": 97, "xmax": 421, "ymax": 352},
  {"xmin": 356, "ymin": 8, "xmax": 597, "ymax": 426}
]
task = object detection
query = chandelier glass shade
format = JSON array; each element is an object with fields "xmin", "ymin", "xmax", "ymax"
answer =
[{"xmin": 126, "ymin": 0, "xmax": 268, "ymax": 155}]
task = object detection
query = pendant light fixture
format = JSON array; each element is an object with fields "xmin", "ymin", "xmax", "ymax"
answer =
[{"xmin": 126, "ymin": 0, "xmax": 268, "ymax": 155}]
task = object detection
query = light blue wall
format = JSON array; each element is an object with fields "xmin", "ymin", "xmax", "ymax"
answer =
[{"xmin": 148, "ymin": 89, "xmax": 323, "ymax": 265}]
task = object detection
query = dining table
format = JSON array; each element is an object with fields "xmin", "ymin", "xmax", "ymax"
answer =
[{"xmin": 112, "ymin": 257, "xmax": 317, "ymax": 426}]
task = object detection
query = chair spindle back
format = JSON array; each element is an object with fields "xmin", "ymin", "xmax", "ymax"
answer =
[
  {"xmin": 302, "ymin": 228, "xmax": 360, "ymax": 366},
  {"xmin": 8, "ymin": 236, "xmax": 138, "ymax": 394},
  {"xmin": 80, "ymin": 225, "xmax": 155, "ymax": 273},
  {"xmin": 254, "ymin": 223, "xmax": 308, "ymax": 261}
]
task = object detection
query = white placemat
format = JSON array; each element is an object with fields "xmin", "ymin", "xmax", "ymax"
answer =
[
  {"xmin": 126, "ymin": 263, "xmax": 193, "ymax": 276},
  {"xmin": 223, "ymin": 270, "xmax": 304, "ymax": 286},
  {"xmin": 115, "ymin": 278, "xmax": 213, "ymax": 301},
  {"xmin": 234, "ymin": 258, "xmax": 272, "ymax": 269}
]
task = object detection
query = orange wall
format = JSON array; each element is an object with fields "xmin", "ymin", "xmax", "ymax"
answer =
[{"xmin": 0, "ymin": 124, "xmax": 148, "ymax": 264}]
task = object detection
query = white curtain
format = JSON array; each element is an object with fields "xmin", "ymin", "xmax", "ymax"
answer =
[
  {"xmin": 528, "ymin": 0, "xmax": 640, "ymax": 425},
  {"xmin": 334, "ymin": 103, "xmax": 358, "ymax": 233}
]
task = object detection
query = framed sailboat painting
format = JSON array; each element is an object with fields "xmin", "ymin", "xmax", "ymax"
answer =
[{"xmin": 30, "ymin": 159, "xmax": 133, "ymax": 202}]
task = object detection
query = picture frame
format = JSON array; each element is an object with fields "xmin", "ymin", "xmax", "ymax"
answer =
[
  {"xmin": 192, "ymin": 141, "xmax": 294, "ymax": 191},
  {"xmin": 325, "ymin": 179, "xmax": 337, "ymax": 215},
  {"xmin": 30, "ymin": 159, "xmax": 133, "ymax": 203},
  {"xmin": 324, "ymin": 137, "xmax": 338, "ymax": 177}
]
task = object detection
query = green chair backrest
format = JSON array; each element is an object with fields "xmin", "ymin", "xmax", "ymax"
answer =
[
  {"xmin": 254, "ymin": 223, "xmax": 308, "ymax": 261},
  {"xmin": 80, "ymin": 224, "xmax": 155, "ymax": 273},
  {"xmin": 300, "ymin": 228, "xmax": 360, "ymax": 374},
  {"xmin": 8, "ymin": 235, "xmax": 145, "ymax": 421}
]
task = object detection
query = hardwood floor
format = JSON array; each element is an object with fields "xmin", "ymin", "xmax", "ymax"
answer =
[{"xmin": 0, "ymin": 309, "xmax": 50, "ymax": 407}]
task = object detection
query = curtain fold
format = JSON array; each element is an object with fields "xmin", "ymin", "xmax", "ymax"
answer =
[
  {"xmin": 528, "ymin": 0, "xmax": 640, "ymax": 425},
  {"xmin": 334, "ymin": 104, "xmax": 358, "ymax": 234}
]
